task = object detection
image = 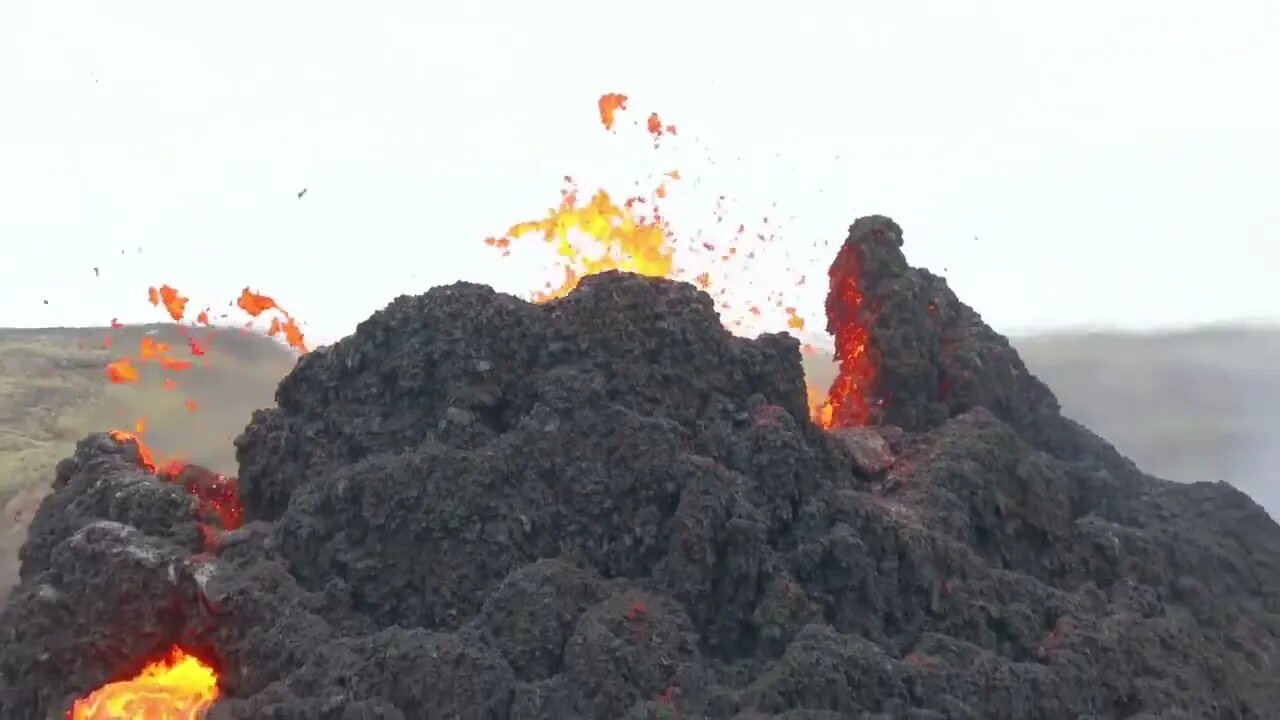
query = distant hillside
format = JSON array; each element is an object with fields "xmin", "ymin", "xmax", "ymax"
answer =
[
  {"xmin": 1015, "ymin": 325, "xmax": 1280, "ymax": 514},
  {"xmin": 0, "ymin": 324, "xmax": 294, "ymax": 602},
  {"xmin": 804, "ymin": 323, "xmax": 1280, "ymax": 516}
]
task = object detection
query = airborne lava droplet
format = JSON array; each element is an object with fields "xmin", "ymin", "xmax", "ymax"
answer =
[
  {"xmin": 148, "ymin": 284, "xmax": 189, "ymax": 322},
  {"xmin": 598, "ymin": 92, "xmax": 628, "ymax": 130},
  {"xmin": 105, "ymin": 360, "xmax": 139, "ymax": 384},
  {"xmin": 237, "ymin": 288, "xmax": 308, "ymax": 352}
]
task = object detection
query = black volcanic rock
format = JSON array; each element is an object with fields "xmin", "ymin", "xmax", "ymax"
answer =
[{"xmin": 3, "ymin": 221, "xmax": 1280, "ymax": 719}]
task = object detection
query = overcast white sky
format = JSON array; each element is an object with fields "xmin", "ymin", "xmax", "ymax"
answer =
[{"xmin": 1, "ymin": 0, "xmax": 1276, "ymax": 346}]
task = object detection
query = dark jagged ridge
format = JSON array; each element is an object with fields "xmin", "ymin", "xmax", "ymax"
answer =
[{"xmin": 2, "ymin": 217, "xmax": 1279, "ymax": 719}]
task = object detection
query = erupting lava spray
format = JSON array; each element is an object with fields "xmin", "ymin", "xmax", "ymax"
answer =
[
  {"xmin": 485, "ymin": 92, "xmax": 858, "ymax": 418},
  {"xmin": 484, "ymin": 93, "xmax": 811, "ymax": 336}
]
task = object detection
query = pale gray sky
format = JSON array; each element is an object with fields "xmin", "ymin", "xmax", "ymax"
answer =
[{"xmin": 1, "ymin": 0, "xmax": 1276, "ymax": 346}]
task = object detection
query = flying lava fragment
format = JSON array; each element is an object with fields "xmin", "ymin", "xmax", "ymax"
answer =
[
  {"xmin": 236, "ymin": 288, "xmax": 308, "ymax": 352},
  {"xmin": 598, "ymin": 92, "xmax": 628, "ymax": 130},
  {"xmin": 148, "ymin": 285, "xmax": 189, "ymax": 322},
  {"xmin": 105, "ymin": 359, "xmax": 140, "ymax": 384}
]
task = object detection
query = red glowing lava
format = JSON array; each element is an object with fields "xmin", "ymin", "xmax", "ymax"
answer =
[{"xmin": 816, "ymin": 241, "xmax": 876, "ymax": 428}]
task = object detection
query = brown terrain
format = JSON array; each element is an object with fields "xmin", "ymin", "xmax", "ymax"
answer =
[{"xmin": 2, "ymin": 320, "xmax": 1277, "ymax": 607}]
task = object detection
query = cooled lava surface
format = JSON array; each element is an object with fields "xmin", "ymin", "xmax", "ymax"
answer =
[{"xmin": 2, "ymin": 216, "xmax": 1279, "ymax": 719}]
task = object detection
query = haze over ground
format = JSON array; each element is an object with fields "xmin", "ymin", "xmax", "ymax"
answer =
[{"xmin": 1, "ymin": 0, "xmax": 1277, "ymax": 341}]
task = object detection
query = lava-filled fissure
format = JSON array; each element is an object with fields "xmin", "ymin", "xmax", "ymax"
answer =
[{"xmin": 818, "ymin": 241, "xmax": 878, "ymax": 428}]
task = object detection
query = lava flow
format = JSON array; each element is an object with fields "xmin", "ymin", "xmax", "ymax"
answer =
[{"xmin": 69, "ymin": 646, "xmax": 219, "ymax": 720}]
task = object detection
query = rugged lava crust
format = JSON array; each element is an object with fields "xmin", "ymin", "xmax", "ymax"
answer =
[{"xmin": 3, "ymin": 216, "xmax": 1279, "ymax": 719}]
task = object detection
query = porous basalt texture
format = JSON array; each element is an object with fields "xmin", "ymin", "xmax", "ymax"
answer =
[{"xmin": 2, "ymin": 225, "xmax": 1279, "ymax": 719}]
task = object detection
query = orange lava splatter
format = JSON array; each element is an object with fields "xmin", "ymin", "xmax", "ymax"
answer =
[
  {"xmin": 816, "ymin": 243, "xmax": 876, "ymax": 428},
  {"xmin": 598, "ymin": 93, "xmax": 628, "ymax": 130},
  {"xmin": 148, "ymin": 285, "xmax": 189, "ymax": 322},
  {"xmin": 107, "ymin": 430, "xmax": 161, "ymax": 474},
  {"xmin": 69, "ymin": 646, "xmax": 219, "ymax": 720},
  {"xmin": 105, "ymin": 360, "xmax": 139, "ymax": 384},
  {"xmin": 140, "ymin": 336, "xmax": 170, "ymax": 361},
  {"xmin": 646, "ymin": 112, "xmax": 677, "ymax": 139},
  {"xmin": 237, "ymin": 288, "xmax": 308, "ymax": 352}
]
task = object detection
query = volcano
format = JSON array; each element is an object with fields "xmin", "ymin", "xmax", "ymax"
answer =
[{"xmin": 3, "ymin": 215, "xmax": 1279, "ymax": 719}]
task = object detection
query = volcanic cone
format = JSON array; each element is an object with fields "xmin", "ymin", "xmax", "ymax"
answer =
[{"xmin": 2, "ymin": 217, "xmax": 1279, "ymax": 719}]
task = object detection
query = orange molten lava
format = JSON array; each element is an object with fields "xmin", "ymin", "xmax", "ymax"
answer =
[
  {"xmin": 149, "ymin": 285, "xmax": 189, "ymax": 323},
  {"xmin": 105, "ymin": 359, "xmax": 139, "ymax": 384},
  {"xmin": 816, "ymin": 243, "xmax": 876, "ymax": 428},
  {"xmin": 598, "ymin": 92, "xmax": 628, "ymax": 130},
  {"xmin": 236, "ymin": 288, "xmax": 308, "ymax": 352},
  {"xmin": 69, "ymin": 646, "xmax": 219, "ymax": 719}
]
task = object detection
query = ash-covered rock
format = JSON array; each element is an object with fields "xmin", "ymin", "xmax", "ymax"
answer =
[{"xmin": 3, "ymin": 222, "xmax": 1280, "ymax": 719}]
